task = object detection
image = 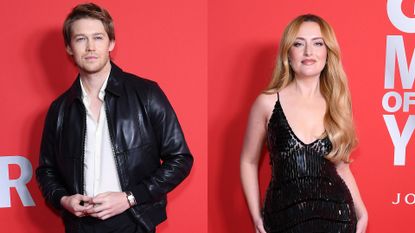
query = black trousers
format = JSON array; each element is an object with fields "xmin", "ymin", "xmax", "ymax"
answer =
[{"xmin": 78, "ymin": 212, "xmax": 155, "ymax": 233}]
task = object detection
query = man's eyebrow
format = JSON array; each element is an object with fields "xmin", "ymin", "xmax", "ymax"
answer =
[
  {"xmin": 72, "ymin": 32, "xmax": 105, "ymax": 37},
  {"xmin": 72, "ymin": 33, "xmax": 84, "ymax": 37}
]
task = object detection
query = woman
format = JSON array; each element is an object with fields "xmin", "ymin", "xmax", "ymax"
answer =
[{"xmin": 240, "ymin": 14, "xmax": 368, "ymax": 233}]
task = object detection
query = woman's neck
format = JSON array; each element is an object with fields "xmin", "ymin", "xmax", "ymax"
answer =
[{"xmin": 291, "ymin": 76, "xmax": 321, "ymax": 98}]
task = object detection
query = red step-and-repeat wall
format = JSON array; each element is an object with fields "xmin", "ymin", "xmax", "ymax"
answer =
[
  {"xmin": 209, "ymin": 0, "xmax": 415, "ymax": 233},
  {"xmin": 1, "ymin": 0, "xmax": 415, "ymax": 232},
  {"xmin": 0, "ymin": 1, "xmax": 206, "ymax": 233}
]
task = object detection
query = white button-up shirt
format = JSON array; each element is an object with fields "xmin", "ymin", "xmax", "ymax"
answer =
[{"xmin": 80, "ymin": 77, "xmax": 122, "ymax": 197}]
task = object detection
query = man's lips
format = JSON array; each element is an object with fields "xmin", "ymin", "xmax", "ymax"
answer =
[{"xmin": 84, "ymin": 55, "xmax": 98, "ymax": 60}]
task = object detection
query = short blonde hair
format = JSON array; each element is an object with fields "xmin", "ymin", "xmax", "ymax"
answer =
[{"xmin": 63, "ymin": 3, "xmax": 115, "ymax": 46}]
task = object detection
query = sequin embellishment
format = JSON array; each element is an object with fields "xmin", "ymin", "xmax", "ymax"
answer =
[{"xmin": 263, "ymin": 94, "xmax": 357, "ymax": 233}]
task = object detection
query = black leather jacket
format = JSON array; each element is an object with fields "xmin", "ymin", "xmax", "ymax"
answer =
[{"xmin": 36, "ymin": 62, "xmax": 193, "ymax": 232}]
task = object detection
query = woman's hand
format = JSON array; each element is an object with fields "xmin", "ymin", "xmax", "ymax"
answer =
[
  {"xmin": 240, "ymin": 94, "xmax": 275, "ymax": 233},
  {"xmin": 335, "ymin": 162, "xmax": 368, "ymax": 233},
  {"xmin": 254, "ymin": 218, "xmax": 267, "ymax": 233},
  {"xmin": 356, "ymin": 213, "xmax": 368, "ymax": 233}
]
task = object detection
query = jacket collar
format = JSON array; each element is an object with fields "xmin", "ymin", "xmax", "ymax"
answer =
[
  {"xmin": 67, "ymin": 61, "xmax": 124, "ymax": 103},
  {"xmin": 106, "ymin": 61, "xmax": 123, "ymax": 97}
]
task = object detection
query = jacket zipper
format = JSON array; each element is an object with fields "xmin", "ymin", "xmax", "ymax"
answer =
[
  {"xmin": 104, "ymin": 100, "xmax": 122, "ymax": 187},
  {"xmin": 80, "ymin": 104, "xmax": 87, "ymax": 196},
  {"xmin": 104, "ymin": 98, "xmax": 143, "ymax": 219}
]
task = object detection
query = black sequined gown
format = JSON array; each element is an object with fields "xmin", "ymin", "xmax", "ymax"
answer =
[{"xmin": 263, "ymin": 95, "xmax": 357, "ymax": 233}]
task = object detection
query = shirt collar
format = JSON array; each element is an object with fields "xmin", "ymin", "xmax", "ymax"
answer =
[{"xmin": 80, "ymin": 75, "xmax": 110, "ymax": 102}]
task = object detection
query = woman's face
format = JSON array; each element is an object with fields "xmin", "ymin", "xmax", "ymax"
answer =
[{"xmin": 288, "ymin": 21, "xmax": 327, "ymax": 79}]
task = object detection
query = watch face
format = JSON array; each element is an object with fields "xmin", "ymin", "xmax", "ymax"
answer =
[{"xmin": 127, "ymin": 192, "xmax": 136, "ymax": 206}]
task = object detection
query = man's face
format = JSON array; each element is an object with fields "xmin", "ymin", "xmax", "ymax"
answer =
[{"xmin": 66, "ymin": 18, "xmax": 115, "ymax": 75}]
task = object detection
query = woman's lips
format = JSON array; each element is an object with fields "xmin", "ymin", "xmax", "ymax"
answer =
[{"xmin": 301, "ymin": 59, "xmax": 316, "ymax": 65}]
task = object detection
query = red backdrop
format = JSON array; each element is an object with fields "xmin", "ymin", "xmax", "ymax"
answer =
[
  {"xmin": 0, "ymin": 1, "xmax": 206, "ymax": 233},
  {"xmin": 1, "ymin": 0, "xmax": 415, "ymax": 232},
  {"xmin": 209, "ymin": 0, "xmax": 414, "ymax": 233}
]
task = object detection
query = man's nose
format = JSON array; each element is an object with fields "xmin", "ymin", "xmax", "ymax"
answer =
[{"xmin": 86, "ymin": 39, "xmax": 95, "ymax": 51}]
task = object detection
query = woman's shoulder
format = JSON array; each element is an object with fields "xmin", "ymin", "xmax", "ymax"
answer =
[
  {"xmin": 258, "ymin": 88, "xmax": 279, "ymax": 103},
  {"xmin": 251, "ymin": 90, "xmax": 279, "ymax": 115}
]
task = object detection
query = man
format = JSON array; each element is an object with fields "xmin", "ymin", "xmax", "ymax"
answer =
[{"xmin": 36, "ymin": 3, "xmax": 193, "ymax": 233}]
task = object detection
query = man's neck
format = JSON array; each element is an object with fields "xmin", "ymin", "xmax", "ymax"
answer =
[{"xmin": 79, "ymin": 62, "xmax": 112, "ymax": 98}]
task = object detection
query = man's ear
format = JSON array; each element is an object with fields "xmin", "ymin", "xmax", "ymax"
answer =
[
  {"xmin": 109, "ymin": 40, "xmax": 116, "ymax": 52},
  {"xmin": 66, "ymin": 45, "xmax": 73, "ymax": 56}
]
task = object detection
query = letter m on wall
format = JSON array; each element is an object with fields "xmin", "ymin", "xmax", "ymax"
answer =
[{"xmin": 385, "ymin": 36, "xmax": 415, "ymax": 89}]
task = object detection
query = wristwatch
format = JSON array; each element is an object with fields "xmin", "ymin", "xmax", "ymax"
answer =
[{"xmin": 126, "ymin": 191, "xmax": 137, "ymax": 207}]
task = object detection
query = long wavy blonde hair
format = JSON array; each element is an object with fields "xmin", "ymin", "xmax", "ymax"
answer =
[{"xmin": 266, "ymin": 14, "xmax": 357, "ymax": 163}]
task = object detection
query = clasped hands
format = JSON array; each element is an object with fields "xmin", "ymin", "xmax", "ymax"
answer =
[{"xmin": 60, "ymin": 192, "xmax": 131, "ymax": 220}]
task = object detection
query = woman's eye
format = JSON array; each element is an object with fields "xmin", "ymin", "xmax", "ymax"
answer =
[
  {"xmin": 293, "ymin": 42, "xmax": 303, "ymax": 47},
  {"xmin": 315, "ymin": 41, "xmax": 325, "ymax": 46}
]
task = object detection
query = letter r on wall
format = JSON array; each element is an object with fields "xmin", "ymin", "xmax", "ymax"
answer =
[{"xmin": 0, "ymin": 156, "xmax": 35, "ymax": 208}]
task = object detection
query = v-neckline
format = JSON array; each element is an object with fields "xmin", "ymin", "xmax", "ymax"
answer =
[{"xmin": 276, "ymin": 98, "xmax": 325, "ymax": 146}]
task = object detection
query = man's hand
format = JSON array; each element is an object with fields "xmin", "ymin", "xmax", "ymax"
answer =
[
  {"xmin": 60, "ymin": 194, "xmax": 93, "ymax": 217},
  {"xmin": 86, "ymin": 192, "xmax": 130, "ymax": 220}
]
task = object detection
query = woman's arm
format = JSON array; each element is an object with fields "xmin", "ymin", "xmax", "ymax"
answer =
[
  {"xmin": 336, "ymin": 162, "xmax": 368, "ymax": 233},
  {"xmin": 240, "ymin": 94, "xmax": 273, "ymax": 233}
]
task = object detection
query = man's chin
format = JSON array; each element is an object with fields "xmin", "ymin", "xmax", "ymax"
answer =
[{"xmin": 80, "ymin": 65, "xmax": 103, "ymax": 75}]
